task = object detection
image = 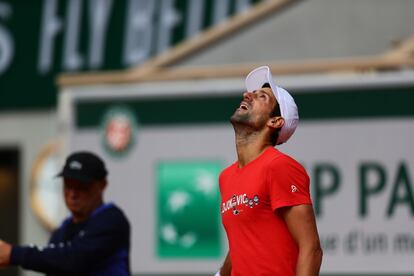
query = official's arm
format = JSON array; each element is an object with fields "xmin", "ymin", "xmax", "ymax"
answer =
[{"xmin": 9, "ymin": 209, "xmax": 129, "ymax": 274}]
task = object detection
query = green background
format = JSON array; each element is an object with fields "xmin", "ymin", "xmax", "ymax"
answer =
[
  {"xmin": 157, "ymin": 160, "xmax": 222, "ymax": 258},
  {"xmin": 75, "ymin": 85, "xmax": 414, "ymax": 128}
]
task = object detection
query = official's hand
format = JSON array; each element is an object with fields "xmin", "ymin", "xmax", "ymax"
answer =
[{"xmin": 0, "ymin": 240, "xmax": 12, "ymax": 268}]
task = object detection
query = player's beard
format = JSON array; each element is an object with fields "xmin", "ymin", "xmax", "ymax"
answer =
[
  {"xmin": 230, "ymin": 110, "xmax": 267, "ymax": 132},
  {"xmin": 230, "ymin": 111, "xmax": 250, "ymax": 126}
]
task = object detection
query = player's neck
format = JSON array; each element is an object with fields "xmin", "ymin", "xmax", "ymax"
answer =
[{"xmin": 235, "ymin": 134, "xmax": 272, "ymax": 168}]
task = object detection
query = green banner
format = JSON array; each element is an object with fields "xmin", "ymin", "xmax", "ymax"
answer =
[
  {"xmin": 156, "ymin": 160, "xmax": 222, "ymax": 258},
  {"xmin": 0, "ymin": 0, "xmax": 261, "ymax": 111},
  {"xmin": 75, "ymin": 86, "xmax": 414, "ymax": 128}
]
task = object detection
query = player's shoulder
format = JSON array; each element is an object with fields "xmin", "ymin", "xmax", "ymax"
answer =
[
  {"xmin": 267, "ymin": 147, "xmax": 305, "ymax": 170},
  {"xmin": 220, "ymin": 162, "xmax": 237, "ymax": 175}
]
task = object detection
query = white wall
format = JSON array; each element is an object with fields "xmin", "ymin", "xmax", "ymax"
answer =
[{"xmin": 0, "ymin": 111, "xmax": 57, "ymax": 276}]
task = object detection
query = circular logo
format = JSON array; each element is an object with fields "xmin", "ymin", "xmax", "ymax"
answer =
[
  {"xmin": 30, "ymin": 141, "xmax": 68, "ymax": 231},
  {"xmin": 101, "ymin": 106, "xmax": 137, "ymax": 157}
]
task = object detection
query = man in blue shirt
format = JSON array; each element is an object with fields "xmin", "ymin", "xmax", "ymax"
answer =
[{"xmin": 0, "ymin": 151, "xmax": 131, "ymax": 275}]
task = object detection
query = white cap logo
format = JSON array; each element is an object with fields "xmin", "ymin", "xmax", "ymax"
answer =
[{"xmin": 69, "ymin": 160, "xmax": 82, "ymax": 170}]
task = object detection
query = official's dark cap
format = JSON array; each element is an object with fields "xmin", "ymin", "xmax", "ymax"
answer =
[{"xmin": 57, "ymin": 151, "xmax": 108, "ymax": 183}]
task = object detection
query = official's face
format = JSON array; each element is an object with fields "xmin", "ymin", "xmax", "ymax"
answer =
[
  {"xmin": 63, "ymin": 178, "xmax": 105, "ymax": 221},
  {"xmin": 231, "ymin": 87, "xmax": 277, "ymax": 128}
]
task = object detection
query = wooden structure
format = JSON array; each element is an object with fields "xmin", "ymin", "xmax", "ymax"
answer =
[{"xmin": 58, "ymin": 0, "xmax": 414, "ymax": 87}]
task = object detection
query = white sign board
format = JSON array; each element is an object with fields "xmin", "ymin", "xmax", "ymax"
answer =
[{"xmin": 58, "ymin": 74, "xmax": 414, "ymax": 275}]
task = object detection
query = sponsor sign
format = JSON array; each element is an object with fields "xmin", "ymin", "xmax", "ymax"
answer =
[
  {"xmin": 0, "ymin": 0, "xmax": 262, "ymax": 110},
  {"xmin": 156, "ymin": 160, "xmax": 222, "ymax": 258}
]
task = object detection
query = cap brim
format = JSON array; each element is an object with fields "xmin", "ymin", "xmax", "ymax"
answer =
[
  {"xmin": 56, "ymin": 171, "xmax": 94, "ymax": 183},
  {"xmin": 245, "ymin": 66, "xmax": 281, "ymax": 105}
]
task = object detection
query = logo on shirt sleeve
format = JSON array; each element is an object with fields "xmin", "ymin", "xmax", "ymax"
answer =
[{"xmin": 291, "ymin": 185, "xmax": 298, "ymax": 193}]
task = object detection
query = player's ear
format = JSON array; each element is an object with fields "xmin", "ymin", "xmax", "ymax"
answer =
[{"xmin": 267, "ymin": 117, "xmax": 284, "ymax": 129}]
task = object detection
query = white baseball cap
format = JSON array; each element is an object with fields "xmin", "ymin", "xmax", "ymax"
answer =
[{"xmin": 245, "ymin": 65, "xmax": 299, "ymax": 145}]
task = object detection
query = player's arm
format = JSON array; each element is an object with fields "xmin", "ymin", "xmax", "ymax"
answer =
[
  {"xmin": 279, "ymin": 204, "xmax": 323, "ymax": 276},
  {"xmin": 216, "ymin": 251, "xmax": 231, "ymax": 276}
]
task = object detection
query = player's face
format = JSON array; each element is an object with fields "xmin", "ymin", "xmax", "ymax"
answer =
[
  {"xmin": 231, "ymin": 87, "xmax": 277, "ymax": 128},
  {"xmin": 63, "ymin": 178, "xmax": 105, "ymax": 221}
]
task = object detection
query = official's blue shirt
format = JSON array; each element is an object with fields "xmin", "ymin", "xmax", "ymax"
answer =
[{"xmin": 11, "ymin": 203, "xmax": 131, "ymax": 275}]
